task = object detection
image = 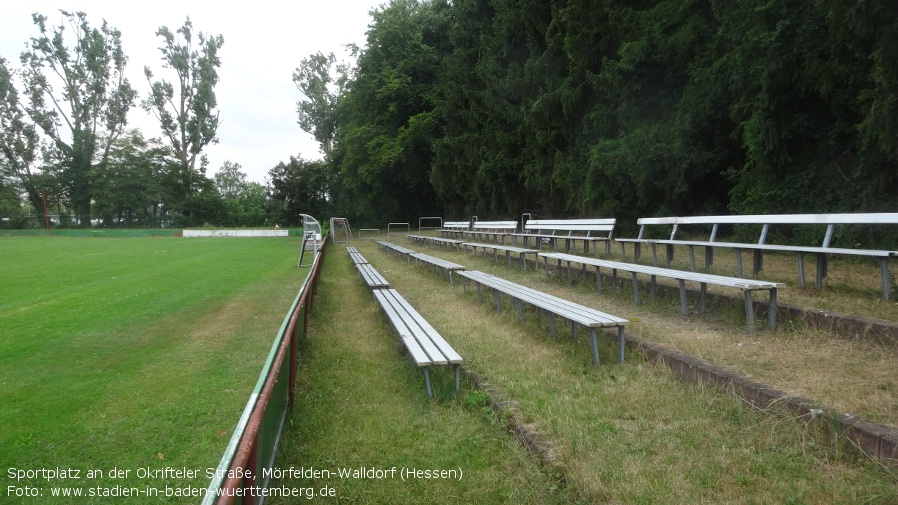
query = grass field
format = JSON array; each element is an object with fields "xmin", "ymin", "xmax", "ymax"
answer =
[
  {"xmin": 1, "ymin": 236, "xmax": 307, "ymax": 503},
  {"xmin": 270, "ymin": 238, "xmax": 898, "ymax": 504},
  {"xmin": 4, "ymin": 233, "xmax": 897, "ymax": 503}
]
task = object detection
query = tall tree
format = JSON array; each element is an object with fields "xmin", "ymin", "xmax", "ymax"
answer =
[
  {"xmin": 91, "ymin": 129, "xmax": 170, "ymax": 227},
  {"xmin": 143, "ymin": 17, "xmax": 224, "ymax": 199},
  {"xmin": 213, "ymin": 160, "xmax": 246, "ymax": 199},
  {"xmin": 18, "ymin": 10, "xmax": 136, "ymax": 226},
  {"xmin": 333, "ymin": 0, "xmax": 450, "ymax": 224},
  {"xmin": 0, "ymin": 56, "xmax": 44, "ymax": 224},
  {"xmin": 268, "ymin": 156, "xmax": 330, "ymax": 225},
  {"xmin": 293, "ymin": 52, "xmax": 348, "ymax": 154}
]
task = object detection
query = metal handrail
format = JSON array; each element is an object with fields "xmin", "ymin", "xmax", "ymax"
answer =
[
  {"xmin": 387, "ymin": 222, "xmax": 410, "ymax": 237},
  {"xmin": 418, "ymin": 216, "xmax": 443, "ymax": 231}
]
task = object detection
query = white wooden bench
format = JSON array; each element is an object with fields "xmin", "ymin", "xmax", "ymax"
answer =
[
  {"xmin": 409, "ymin": 252, "xmax": 466, "ymax": 286},
  {"xmin": 373, "ymin": 288, "xmax": 463, "ymax": 398},
  {"xmin": 457, "ymin": 270, "xmax": 629, "ymax": 365},
  {"xmin": 346, "ymin": 246, "xmax": 368, "ymax": 264},
  {"xmin": 615, "ymin": 213, "xmax": 898, "ymax": 299},
  {"xmin": 511, "ymin": 218, "xmax": 616, "ymax": 257},
  {"xmin": 540, "ymin": 252, "xmax": 783, "ymax": 334},
  {"xmin": 406, "ymin": 234, "xmax": 464, "ymax": 252},
  {"xmin": 355, "ymin": 262, "xmax": 390, "ymax": 289},
  {"xmin": 439, "ymin": 221, "xmax": 470, "ymax": 239},
  {"xmin": 347, "ymin": 246, "xmax": 390, "ymax": 288},
  {"xmin": 464, "ymin": 220, "xmax": 518, "ymax": 244},
  {"xmin": 461, "ymin": 242, "xmax": 540, "ymax": 271},
  {"xmin": 376, "ymin": 240, "xmax": 415, "ymax": 261}
]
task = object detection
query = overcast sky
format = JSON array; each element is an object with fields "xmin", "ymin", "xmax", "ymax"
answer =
[{"xmin": 0, "ymin": 0, "xmax": 384, "ymax": 184}]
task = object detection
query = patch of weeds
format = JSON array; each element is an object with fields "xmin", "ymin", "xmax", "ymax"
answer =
[{"xmin": 464, "ymin": 389, "xmax": 493, "ymax": 417}]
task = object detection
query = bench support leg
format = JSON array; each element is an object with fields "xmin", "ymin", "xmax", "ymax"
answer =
[
  {"xmin": 815, "ymin": 253, "xmax": 827, "ymax": 288},
  {"xmin": 705, "ymin": 247, "xmax": 713, "ymax": 273},
  {"xmin": 700, "ymin": 282, "xmax": 707, "ymax": 313},
  {"xmin": 744, "ymin": 291, "xmax": 756, "ymax": 334},
  {"xmin": 735, "ymin": 249, "xmax": 744, "ymax": 277},
  {"xmin": 492, "ymin": 288, "xmax": 501, "ymax": 314},
  {"xmin": 566, "ymin": 261, "xmax": 573, "ymax": 285},
  {"xmin": 666, "ymin": 244, "xmax": 674, "ymax": 269},
  {"xmin": 424, "ymin": 367, "xmax": 433, "ymax": 398},
  {"xmin": 678, "ymin": 280, "xmax": 688, "ymax": 318},
  {"xmin": 548, "ymin": 313, "xmax": 556, "ymax": 340},
  {"xmin": 618, "ymin": 326, "xmax": 625, "ymax": 364},
  {"xmin": 631, "ymin": 272, "xmax": 640, "ymax": 305},
  {"xmin": 796, "ymin": 252, "xmax": 806, "ymax": 288},
  {"xmin": 476, "ymin": 283, "xmax": 483, "ymax": 304},
  {"xmin": 881, "ymin": 259, "xmax": 891, "ymax": 301},
  {"xmin": 688, "ymin": 246, "xmax": 697, "ymax": 272},
  {"xmin": 768, "ymin": 288, "xmax": 777, "ymax": 330},
  {"xmin": 595, "ymin": 266, "xmax": 602, "ymax": 294},
  {"xmin": 651, "ymin": 244, "xmax": 659, "ymax": 267},
  {"xmin": 612, "ymin": 269, "xmax": 618, "ymax": 292},
  {"xmin": 515, "ymin": 298, "xmax": 524, "ymax": 322},
  {"xmin": 753, "ymin": 250, "xmax": 763, "ymax": 279},
  {"xmin": 590, "ymin": 329, "xmax": 600, "ymax": 366}
]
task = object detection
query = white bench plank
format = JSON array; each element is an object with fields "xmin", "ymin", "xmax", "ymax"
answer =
[
  {"xmin": 457, "ymin": 270, "xmax": 628, "ymax": 365},
  {"xmin": 372, "ymin": 288, "xmax": 462, "ymax": 398},
  {"xmin": 461, "ymin": 242, "xmax": 539, "ymax": 271},
  {"xmin": 355, "ymin": 263, "xmax": 390, "ymax": 289},
  {"xmin": 540, "ymin": 252, "xmax": 780, "ymax": 334},
  {"xmin": 619, "ymin": 213, "xmax": 898, "ymax": 299}
]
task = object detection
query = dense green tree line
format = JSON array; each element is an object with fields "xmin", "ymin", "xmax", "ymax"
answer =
[
  {"xmin": 315, "ymin": 0, "xmax": 898, "ymax": 237},
  {"xmin": 6, "ymin": 2, "xmax": 897, "ymax": 234}
]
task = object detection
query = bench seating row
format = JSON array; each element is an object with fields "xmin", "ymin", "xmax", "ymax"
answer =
[
  {"xmin": 540, "ymin": 252, "xmax": 782, "ymax": 334},
  {"xmin": 440, "ymin": 219, "xmax": 616, "ymax": 257},
  {"xmin": 459, "ymin": 242, "xmax": 540, "ymax": 271},
  {"xmin": 411, "ymin": 232, "xmax": 777, "ymax": 335},
  {"xmin": 457, "ymin": 270, "xmax": 629, "ymax": 365},
  {"xmin": 436, "ymin": 213, "xmax": 897, "ymax": 300},
  {"xmin": 383, "ymin": 240, "xmax": 630, "ymax": 366},
  {"xmin": 406, "ymin": 234, "xmax": 464, "ymax": 252},
  {"xmin": 511, "ymin": 219, "xmax": 615, "ymax": 257},
  {"xmin": 615, "ymin": 213, "xmax": 898, "ymax": 300},
  {"xmin": 408, "ymin": 252, "xmax": 466, "ymax": 286},
  {"xmin": 377, "ymin": 240, "xmax": 415, "ymax": 259},
  {"xmin": 348, "ymin": 246, "xmax": 462, "ymax": 398}
]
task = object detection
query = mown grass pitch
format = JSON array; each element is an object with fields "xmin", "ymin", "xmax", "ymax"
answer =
[{"xmin": 0, "ymin": 236, "xmax": 307, "ymax": 503}]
